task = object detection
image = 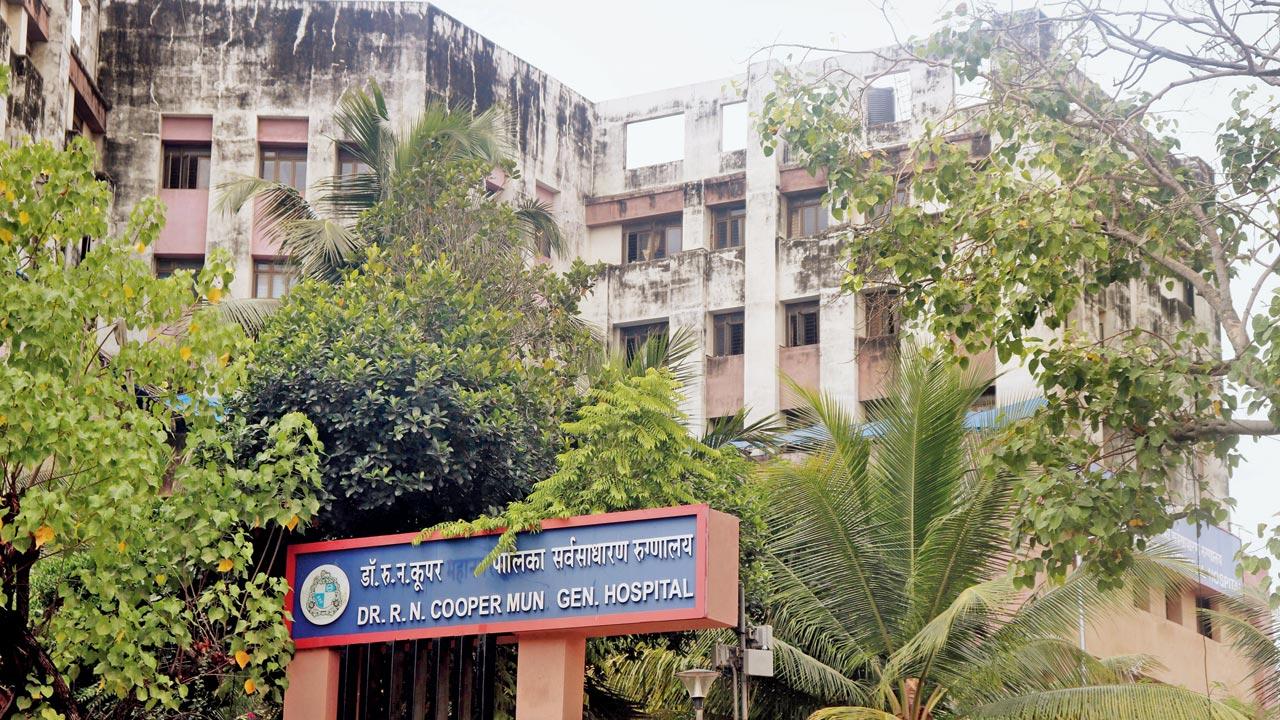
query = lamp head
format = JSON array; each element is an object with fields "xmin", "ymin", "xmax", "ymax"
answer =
[{"xmin": 675, "ymin": 668, "xmax": 720, "ymax": 707}]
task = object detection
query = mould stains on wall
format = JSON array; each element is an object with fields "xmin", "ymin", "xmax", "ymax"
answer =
[{"xmin": 6, "ymin": 55, "xmax": 47, "ymax": 142}]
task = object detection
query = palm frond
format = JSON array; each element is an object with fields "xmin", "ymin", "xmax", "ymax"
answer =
[
  {"xmin": 808, "ymin": 706, "xmax": 899, "ymax": 720},
  {"xmin": 214, "ymin": 176, "xmax": 314, "ymax": 225},
  {"xmin": 212, "ymin": 297, "xmax": 281, "ymax": 337},
  {"xmin": 965, "ymin": 683, "xmax": 1252, "ymax": 720},
  {"xmin": 275, "ymin": 218, "xmax": 364, "ymax": 283},
  {"xmin": 396, "ymin": 100, "xmax": 508, "ymax": 176},
  {"xmin": 616, "ymin": 326, "xmax": 699, "ymax": 385},
  {"xmin": 515, "ymin": 197, "xmax": 566, "ymax": 257},
  {"xmin": 331, "ymin": 80, "xmax": 394, "ymax": 181},
  {"xmin": 770, "ymin": 638, "xmax": 872, "ymax": 707},
  {"xmin": 701, "ymin": 407, "xmax": 785, "ymax": 451}
]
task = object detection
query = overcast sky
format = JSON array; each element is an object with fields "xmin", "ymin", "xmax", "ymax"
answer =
[{"xmin": 428, "ymin": 0, "xmax": 1280, "ymax": 553}]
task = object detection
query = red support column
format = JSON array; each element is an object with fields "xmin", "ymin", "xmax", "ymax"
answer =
[
  {"xmin": 284, "ymin": 648, "xmax": 341, "ymax": 720},
  {"xmin": 515, "ymin": 632, "xmax": 587, "ymax": 720}
]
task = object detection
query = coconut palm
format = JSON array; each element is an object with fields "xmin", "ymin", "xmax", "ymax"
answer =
[
  {"xmin": 213, "ymin": 81, "xmax": 561, "ymax": 331},
  {"xmin": 759, "ymin": 354, "xmax": 1273, "ymax": 720}
]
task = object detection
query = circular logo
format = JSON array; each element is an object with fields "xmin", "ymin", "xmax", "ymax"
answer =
[{"xmin": 300, "ymin": 564, "xmax": 349, "ymax": 626}]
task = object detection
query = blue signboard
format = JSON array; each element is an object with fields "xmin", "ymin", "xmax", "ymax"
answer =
[
  {"xmin": 287, "ymin": 507, "xmax": 713, "ymax": 648},
  {"xmin": 1159, "ymin": 519, "xmax": 1242, "ymax": 595}
]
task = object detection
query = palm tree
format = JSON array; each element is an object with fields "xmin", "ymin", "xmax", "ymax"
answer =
[
  {"xmin": 214, "ymin": 81, "xmax": 561, "ymax": 330},
  {"xmin": 759, "ymin": 354, "xmax": 1274, "ymax": 720}
]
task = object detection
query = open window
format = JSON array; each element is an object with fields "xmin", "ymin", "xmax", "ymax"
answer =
[
  {"xmin": 624, "ymin": 216, "xmax": 682, "ymax": 263},
  {"xmin": 711, "ymin": 311, "xmax": 745, "ymax": 357},
  {"xmin": 867, "ymin": 72, "xmax": 912, "ymax": 127},
  {"xmin": 712, "ymin": 204, "xmax": 746, "ymax": 249},
  {"xmin": 786, "ymin": 301, "xmax": 820, "ymax": 347},
  {"xmin": 162, "ymin": 144, "xmax": 211, "ymax": 190},
  {"xmin": 720, "ymin": 102, "xmax": 748, "ymax": 152},
  {"xmin": 862, "ymin": 291, "xmax": 899, "ymax": 339},
  {"xmin": 619, "ymin": 321, "xmax": 669, "ymax": 363},
  {"xmin": 625, "ymin": 114, "xmax": 684, "ymax": 168}
]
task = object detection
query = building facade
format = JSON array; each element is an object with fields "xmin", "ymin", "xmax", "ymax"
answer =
[{"xmin": 0, "ymin": 0, "xmax": 1258, "ymax": 707}]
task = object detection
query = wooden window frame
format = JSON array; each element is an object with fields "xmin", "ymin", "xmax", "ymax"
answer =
[
  {"xmin": 712, "ymin": 204, "xmax": 745, "ymax": 249},
  {"xmin": 162, "ymin": 143, "xmax": 212, "ymax": 190},
  {"xmin": 260, "ymin": 145, "xmax": 309, "ymax": 192},
  {"xmin": 787, "ymin": 193, "xmax": 829, "ymax": 238},
  {"xmin": 785, "ymin": 301, "xmax": 820, "ymax": 347},
  {"xmin": 336, "ymin": 143, "xmax": 372, "ymax": 178},
  {"xmin": 253, "ymin": 258, "xmax": 299, "ymax": 299},
  {"xmin": 619, "ymin": 321, "xmax": 669, "ymax": 363},
  {"xmin": 862, "ymin": 291, "xmax": 900, "ymax": 339},
  {"xmin": 711, "ymin": 311, "xmax": 745, "ymax": 357},
  {"xmin": 154, "ymin": 255, "xmax": 205, "ymax": 279},
  {"xmin": 623, "ymin": 217, "xmax": 681, "ymax": 264}
]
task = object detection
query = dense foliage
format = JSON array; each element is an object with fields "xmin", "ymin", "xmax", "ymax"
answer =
[
  {"xmin": 0, "ymin": 136, "xmax": 322, "ymax": 718},
  {"xmin": 230, "ymin": 253, "xmax": 572, "ymax": 538},
  {"xmin": 759, "ymin": 5, "xmax": 1280, "ymax": 590}
]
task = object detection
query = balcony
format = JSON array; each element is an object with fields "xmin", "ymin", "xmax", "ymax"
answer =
[
  {"xmin": 705, "ymin": 354, "xmax": 744, "ymax": 418},
  {"xmin": 69, "ymin": 48, "xmax": 108, "ymax": 133},
  {"xmin": 19, "ymin": 0, "xmax": 49, "ymax": 42},
  {"xmin": 778, "ymin": 344, "xmax": 820, "ymax": 410}
]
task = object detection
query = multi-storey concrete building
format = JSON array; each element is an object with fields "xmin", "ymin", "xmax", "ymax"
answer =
[{"xmin": 0, "ymin": 0, "xmax": 1261, "ymax": 708}]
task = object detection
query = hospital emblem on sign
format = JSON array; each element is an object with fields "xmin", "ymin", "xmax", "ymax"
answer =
[{"xmin": 300, "ymin": 564, "xmax": 349, "ymax": 626}]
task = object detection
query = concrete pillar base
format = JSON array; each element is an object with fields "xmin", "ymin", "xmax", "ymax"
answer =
[
  {"xmin": 284, "ymin": 647, "xmax": 341, "ymax": 720},
  {"xmin": 515, "ymin": 633, "xmax": 587, "ymax": 720}
]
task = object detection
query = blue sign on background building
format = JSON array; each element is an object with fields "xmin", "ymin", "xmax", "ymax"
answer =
[
  {"xmin": 287, "ymin": 507, "xmax": 712, "ymax": 648},
  {"xmin": 1159, "ymin": 519, "xmax": 1243, "ymax": 595}
]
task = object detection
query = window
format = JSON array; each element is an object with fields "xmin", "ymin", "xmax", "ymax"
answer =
[
  {"xmin": 712, "ymin": 204, "xmax": 745, "ymax": 249},
  {"xmin": 619, "ymin": 322, "xmax": 668, "ymax": 363},
  {"xmin": 337, "ymin": 144, "xmax": 372, "ymax": 177},
  {"xmin": 154, "ymin": 255, "xmax": 204, "ymax": 279},
  {"xmin": 68, "ymin": 0, "xmax": 83, "ymax": 46},
  {"xmin": 867, "ymin": 72, "xmax": 912, "ymax": 126},
  {"xmin": 624, "ymin": 217, "xmax": 682, "ymax": 263},
  {"xmin": 712, "ymin": 311, "xmax": 745, "ymax": 357},
  {"xmin": 254, "ymin": 259, "xmax": 298, "ymax": 299},
  {"xmin": 863, "ymin": 291, "xmax": 899, "ymax": 338},
  {"xmin": 261, "ymin": 146, "xmax": 308, "ymax": 192},
  {"xmin": 625, "ymin": 114, "xmax": 684, "ymax": 168},
  {"xmin": 1195, "ymin": 595, "xmax": 1215, "ymax": 639},
  {"xmin": 788, "ymin": 194, "xmax": 829, "ymax": 238},
  {"xmin": 1165, "ymin": 590, "xmax": 1183, "ymax": 625},
  {"xmin": 162, "ymin": 144, "xmax": 211, "ymax": 190},
  {"xmin": 786, "ymin": 301, "xmax": 820, "ymax": 347},
  {"xmin": 1182, "ymin": 279, "xmax": 1195, "ymax": 309},
  {"xmin": 720, "ymin": 102, "xmax": 748, "ymax": 152}
]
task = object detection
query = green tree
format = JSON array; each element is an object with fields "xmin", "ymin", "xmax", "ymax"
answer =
[
  {"xmin": 759, "ymin": 4, "xmax": 1280, "ymax": 589},
  {"xmin": 0, "ymin": 137, "xmax": 322, "ymax": 717},
  {"xmin": 227, "ymin": 250, "xmax": 581, "ymax": 539},
  {"xmin": 755, "ymin": 356, "xmax": 1274, "ymax": 719}
]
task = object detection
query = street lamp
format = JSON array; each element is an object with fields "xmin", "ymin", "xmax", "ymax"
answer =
[{"xmin": 675, "ymin": 668, "xmax": 720, "ymax": 719}]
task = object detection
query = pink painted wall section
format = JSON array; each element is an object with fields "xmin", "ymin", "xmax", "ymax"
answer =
[
  {"xmin": 251, "ymin": 202, "xmax": 285, "ymax": 257},
  {"xmin": 258, "ymin": 117, "xmax": 309, "ymax": 144},
  {"xmin": 705, "ymin": 354, "xmax": 745, "ymax": 418},
  {"xmin": 779, "ymin": 345, "xmax": 821, "ymax": 410},
  {"xmin": 155, "ymin": 189, "xmax": 210, "ymax": 255},
  {"xmin": 284, "ymin": 649, "xmax": 340, "ymax": 720},
  {"xmin": 858, "ymin": 336, "xmax": 899, "ymax": 403},
  {"xmin": 160, "ymin": 116, "xmax": 212, "ymax": 142}
]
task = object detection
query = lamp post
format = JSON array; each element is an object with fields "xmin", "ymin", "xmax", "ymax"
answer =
[{"xmin": 676, "ymin": 668, "xmax": 720, "ymax": 720}]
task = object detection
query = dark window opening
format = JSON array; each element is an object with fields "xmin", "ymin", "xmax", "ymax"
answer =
[
  {"xmin": 713, "ymin": 204, "xmax": 746, "ymax": 249},
  {"xmin": 619, "ymin": 321, "xmax": 669, "ymax": 363},
  {"xmin": 254, "ymin": 258, "xmax": 299, "ymax": 299},
  {"xmin": 1182, "ymin": 279, "xmax": 1195, "ymax": 309},
  {"xmin": 786, "ymin": 301, "xmax": 820, "ymax": 347},
  {"xmin": 624, "ymin": 217, "xmax": 681, "ymax": 263},
  {"xmin": 162, "ymin": 143, "xmax": 211, "ymax": 190},
  {"xmin": 1165, "ymin": 590, "xmax": 1183, "ymax": 625},
  {"xmin": 866, "ymin": 86, "xmax": 896, "ymax": 126},
  {"xmin": 712, "ymin": 311, "xmax": 745, "ymax": 357},
  {"xmin": 1195, "ymin": 595, "xmax": 1215, "ymax": 639},
  {"xmin": 972, "ymin": 385, "xmax": 997, "ymax": 412},
  {"xmin": 154, "ymin": 255, "xmax": 205, "ymax": 279},
  {"xmin": 863, "ymin": 291, "xmax": 899, "ymax": 338},
  {"xmin": 261, "ymin": 146, "xmax": 308, "ymax": 192},
  {"xmin": 787, "ymin": 194, "xmax": 829, "ymax": 238}
]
